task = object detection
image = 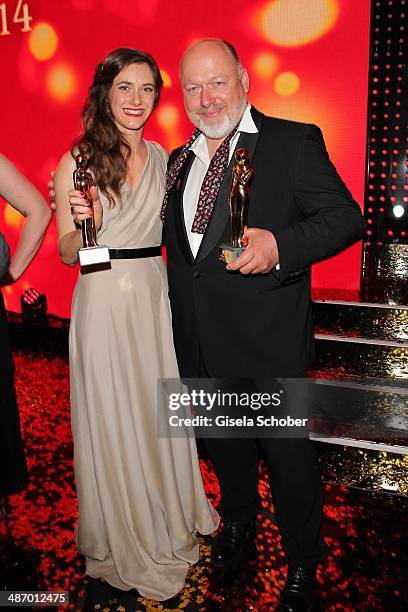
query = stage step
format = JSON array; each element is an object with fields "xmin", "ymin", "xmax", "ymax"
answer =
[
  {"xmin": 308, "ymin": 377, "xmax": 407, "ymax": 450},
  {"xmin": 313, "ymin": 300, "xmax": 407, "ymax": 343},
  {"xmin": 312, "ymin": 296, "xmax": 408, "ymax": 494},
  {"xmin": 315, "ymin": 443, "xmax": 408, "ymax": 496},
  {"xmin": 313, "ymin": 335, "xmax": 407, "ymax": 379}
]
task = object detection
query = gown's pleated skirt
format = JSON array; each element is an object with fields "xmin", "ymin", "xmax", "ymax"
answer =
[{"xmin": 70, "ymin": 258, "xmax": 219, "ymax": 600}]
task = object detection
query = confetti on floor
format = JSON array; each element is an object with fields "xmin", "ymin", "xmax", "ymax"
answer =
[{"xmin": 0, "ymin": 351, "xmax": 407, "ymax": 611}]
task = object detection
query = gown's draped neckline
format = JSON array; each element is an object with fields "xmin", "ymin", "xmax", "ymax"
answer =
[{"xmin": 123, "ymin": 140, "xmax": 150, "ymax": 199}]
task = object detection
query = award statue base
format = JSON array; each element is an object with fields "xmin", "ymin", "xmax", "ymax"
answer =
[
  {"xmin": 79, "ymin": 245, "xmax": 110, "ymax": 267},
  {"xmin": 218, "ymin": 244, "xmax": 245, "ymax": 264}
]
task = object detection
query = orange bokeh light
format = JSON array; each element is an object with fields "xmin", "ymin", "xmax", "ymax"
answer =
[
  {"xmin": 28, "ymin": 22, "xmax": 58, "ymax": 61},
  {"xmin": 4, "ymin": 204, "xmax": 24, "ymax": 230},
  {"xmin": 46, "ymin": 64, "xmax": 77, "ymax": 102},
  {"xmin": 157, "ymin": 104, "xmax": 179, "ymax": 129},
  {"xmin": 257, "ymin": 0, "xmax": 339, "ymax": 47},
  {"xmin": 253, "ymin": 52, "xmax": 279, "ymax": 79},
  {"xmin": 160, "ymin": 69, "xmax": 172, "ymax": 88},
  {"xmin": 252, "ymin": 87, "xmax": 339, "ymax": 153},
  {"xmin": 274, "ymin": 71, "xmax": 301, "ymax": 96}
]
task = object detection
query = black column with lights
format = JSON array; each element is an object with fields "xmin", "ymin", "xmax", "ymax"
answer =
[{"xmin": 361, "ymin": 0, "xmax": 408, "ymax": 304}]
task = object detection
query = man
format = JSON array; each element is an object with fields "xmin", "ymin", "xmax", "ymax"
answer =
[{"xmin": 161, "ymin": 39, "xmax": 364, "ymax": 611}]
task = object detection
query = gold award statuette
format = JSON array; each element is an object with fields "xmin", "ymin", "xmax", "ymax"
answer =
[
  {"xmin": 73, "ymin": 154, "xmax": 110, "ymax": 268},
  {"xmin": 219, "ymin": 147, "xmax": 255, "ymax": 264}
]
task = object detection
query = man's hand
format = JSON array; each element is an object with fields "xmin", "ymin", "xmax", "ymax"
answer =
[
  {"xmin": 226, "ymin": 227, "xmax": 279, "ymax": 274},
  {"xmin": 48, "ymin": 171, "xmax": 56, "ymax": 212}
]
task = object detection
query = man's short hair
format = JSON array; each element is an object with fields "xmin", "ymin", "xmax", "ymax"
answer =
[
  {"xmin": 222, "ymin": 40, "xmax": 243, "ymax": 77},
  {"xmin": 181, "ymin": 38, "xmax": 244, "ymax": 78}
]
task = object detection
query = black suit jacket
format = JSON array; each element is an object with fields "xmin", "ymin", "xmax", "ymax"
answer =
[{"xmin": 163, "ymin": 107, "xmax": 364, "ymax": 378}]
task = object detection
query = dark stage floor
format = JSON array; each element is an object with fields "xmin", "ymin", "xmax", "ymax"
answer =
[{"xmin": 1, "ymin": 351, "xmax": 407, "ymax": 611}]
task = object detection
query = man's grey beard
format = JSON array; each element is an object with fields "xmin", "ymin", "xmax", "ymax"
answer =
[{"xmin": 190, "ymin": 96, "xmax": 248, "ymax": 139}]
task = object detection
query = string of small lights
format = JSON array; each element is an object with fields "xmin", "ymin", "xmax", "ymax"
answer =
[{"xmin": 365, "ymin": 0, "xmax": 407, "ymax": 247}]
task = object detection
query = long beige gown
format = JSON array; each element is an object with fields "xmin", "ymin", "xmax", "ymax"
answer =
[{"xmin": 69, "ymin": 141, "xmax": 219, "ymax": 601}]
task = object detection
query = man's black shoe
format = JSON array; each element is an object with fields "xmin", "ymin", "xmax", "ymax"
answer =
[
  {"xmin": 278, "ymin": 566, "xmax": 318, "ymax": 611},
  {"xmin": 211, "ymin": 520, "xmax": 256, "ymax": 569}
]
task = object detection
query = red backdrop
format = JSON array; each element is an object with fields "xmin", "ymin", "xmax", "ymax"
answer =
[{"xmin": 0, "ymin": 0, "xmax": 370, "ymax": 317}]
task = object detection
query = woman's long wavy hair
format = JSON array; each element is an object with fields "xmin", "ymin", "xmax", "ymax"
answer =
[{"xmin": 72, "ymin": 48, "xmax": 163, "ymax": 207}]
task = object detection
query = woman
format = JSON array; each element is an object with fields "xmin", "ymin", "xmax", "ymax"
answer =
[
  {"xmin": 54, "ymin": 48, "xmax": 219, "ymax": 602},
  {"xmin": 0, "ymin": 154, "xmax": 51, "ymax": 511}
]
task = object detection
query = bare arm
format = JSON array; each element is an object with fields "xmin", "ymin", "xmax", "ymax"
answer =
[{"xmin": 0, "ymin": 154, "xmax": 51, "ymax": 283}]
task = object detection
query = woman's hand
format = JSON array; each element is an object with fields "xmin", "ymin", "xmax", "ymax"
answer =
[{"xmin": 69, "ymin": 185, "xmax": 103, "ymax": 232}]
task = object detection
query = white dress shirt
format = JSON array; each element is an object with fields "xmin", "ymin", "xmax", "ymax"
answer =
[{"xmin": 183, "ymin": 104, "xmax": 258, "ymax": 258}]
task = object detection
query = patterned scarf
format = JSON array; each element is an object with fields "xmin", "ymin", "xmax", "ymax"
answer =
[{"xmin": 160, "ymin": 123, "xmax": 239, "ymax": 234}]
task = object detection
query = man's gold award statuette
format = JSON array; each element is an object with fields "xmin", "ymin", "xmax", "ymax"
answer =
[
  {"xmin": 219, "ymin": 147, "xmax": 255, "ymax": 264},
  {"xmin": 73, "ymin": 154, "xmax": 110, "ymax": 268}
]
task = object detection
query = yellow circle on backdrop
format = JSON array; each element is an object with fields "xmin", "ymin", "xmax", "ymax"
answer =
[
  {"xmin": 4, "ymin": 204, "xmax": 23, "ymax": 230},
  {"xmin": 160, "ymin": 69, "xmax": 172, "ymax": 88},
  {"xmin": 157, "ymin": 104, "xmax": 179, "ymax": 129},
  {"xmin": 46, "ymin": 64, "xmax": 77, "ymax": 102},
  {"xmin": 259, "ymin": 0, "xmax": 339, "ymax": 47},
  {"xmin": 274, "ymin": 72, "xmax": 301, "ymax": 96},
  {"xmin": 28, "ymin": 22, "xmax": 58, "ymax": 61},
  {"xmin": 253, "ymin": 52, "xmax": 279, "ymax": 79}
]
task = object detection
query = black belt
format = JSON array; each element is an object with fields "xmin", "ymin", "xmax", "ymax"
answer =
[{"xmin": 109, "ymin": 247, "xmax": 162, "ymax": 259}]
